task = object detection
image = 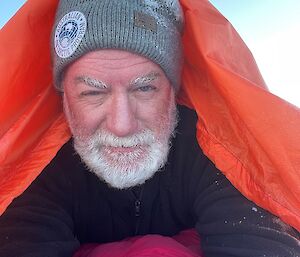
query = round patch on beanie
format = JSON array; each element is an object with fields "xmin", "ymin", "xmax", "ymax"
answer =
[{"xmin": 54, "ymin": 11, "xmax": 87, "ymax": 58}]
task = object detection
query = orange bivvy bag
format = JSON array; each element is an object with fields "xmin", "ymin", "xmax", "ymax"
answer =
[{"xmin": 0, "ymin": 0, "xmax": 299, "ymax": 232}]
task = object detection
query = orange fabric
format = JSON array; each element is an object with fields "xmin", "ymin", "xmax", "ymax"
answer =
[
  {"xmin": 0, "ymin": 0, "xmax": 299, "ymax": 232},
  {"xmin": 0, "ymin": 0, "xmax": 70, "ymax": 215}
]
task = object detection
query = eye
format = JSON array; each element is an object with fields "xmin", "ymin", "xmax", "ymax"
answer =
[
  {"xmin": 79, "ymin": 90, "xmax": 106, "ymax": 97},
  {"xmin": 136, "ymin": 85, "xmax": 157, "ymax": 92}
]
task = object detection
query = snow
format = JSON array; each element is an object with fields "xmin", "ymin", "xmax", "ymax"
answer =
[
  {"xmin": 251, "ymin": 207, "xmax": 258, "ymax": 212},
  {"xmin": 143, "ymin": 0, "xmax": 184, "ymax": 28}
]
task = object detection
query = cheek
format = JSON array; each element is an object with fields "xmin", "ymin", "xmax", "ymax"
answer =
[
  {"xmin": 137, "ymin": 92, "xmax": 175, "ymax": 133},
  {"xmin": 64, "ymin": 95, "xmax": 103, "ymax": 137}
]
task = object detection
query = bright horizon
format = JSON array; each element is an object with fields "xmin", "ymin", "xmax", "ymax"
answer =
[{"xmin": 1, "ymin": 1, "xmax": 299, "ymax": 107}]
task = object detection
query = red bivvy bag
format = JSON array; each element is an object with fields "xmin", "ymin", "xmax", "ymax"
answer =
[{"xmin": 0, "ymin": 1, "xmax": 299, "ymax": 243}]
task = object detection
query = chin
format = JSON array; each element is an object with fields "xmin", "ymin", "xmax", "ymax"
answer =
[{"xmin": 74, "ymin": 138, "xmax": 170, "ymax": 189}]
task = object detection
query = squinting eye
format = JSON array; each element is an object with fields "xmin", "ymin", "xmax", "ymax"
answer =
[
  {"xmin": 80, "ymin": 91, "xmax": 104, "ymax": 97},
  {"xmin": 136, "ymin": 85, "xmax": 156, "ymax": 92}
]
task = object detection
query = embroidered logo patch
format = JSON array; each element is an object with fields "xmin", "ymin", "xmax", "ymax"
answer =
[{"xmin": 54, "ymin": 11, "xmax": 86, "ymax": 58}]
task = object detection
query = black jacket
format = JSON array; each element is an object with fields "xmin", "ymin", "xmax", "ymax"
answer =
[{"xmin": 0, "ymin": 105, "xmax": 299, "ymax": 257}]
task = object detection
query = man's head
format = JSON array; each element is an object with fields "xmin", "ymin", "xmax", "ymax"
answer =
[
  {"xmin": 52, "ymin": 0, "xmax": 184, "ymax": 91},
  {"xmin": 52, "ymin": 0, "xmax": 184, "ymax": 189},
  {"xmin": 63, "ymin": 49, "xmax": 177, "ymax": 188}
]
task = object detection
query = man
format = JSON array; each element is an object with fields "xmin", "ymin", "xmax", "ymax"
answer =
[{"xmin": 0, "ymin": 0, "xmax": 299, "ymax": 256}]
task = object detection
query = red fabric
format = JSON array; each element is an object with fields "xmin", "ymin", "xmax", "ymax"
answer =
[
  {"xmin": 73, "ymin": 229, "xmax": 202, "ymax": 257},
  {"xmin": 178, "ymin": 0, "xmax": 300, "ymax": 231},
  {"xmin": 0, "ymin": 0, "xmax": 299, "ymax": 232},
  {"xmin": 0, "ymin": 0, "xmax": 70, "ymax": 216}
]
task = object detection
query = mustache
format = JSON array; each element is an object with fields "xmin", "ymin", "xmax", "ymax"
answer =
[{"xmin": 79, "ymin": 129, "xmax": 156, "ymax": 148}]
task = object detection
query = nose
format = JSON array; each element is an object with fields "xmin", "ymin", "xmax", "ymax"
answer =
[{"xmin": 106, "ymin": 93, "xmax": 138, "ymax": 137}]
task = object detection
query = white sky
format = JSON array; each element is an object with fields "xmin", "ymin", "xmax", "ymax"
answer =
[
  {"xmin": 210, "ymin": 0, "xmax": 300, "ymax": 107},
  {"xmin": 1, "ymin": 1, "xmax": 299, "ymax": 107}
]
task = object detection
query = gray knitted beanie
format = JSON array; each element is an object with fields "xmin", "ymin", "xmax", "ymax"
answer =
[{"xmin": 52, "ymin": 0, "xmax": 184, "ymax": 91}]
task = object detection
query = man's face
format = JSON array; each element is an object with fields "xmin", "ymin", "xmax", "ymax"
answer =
[{"xmin": 62, "ymin": 49, "xmax": 177, "ymax": 189}]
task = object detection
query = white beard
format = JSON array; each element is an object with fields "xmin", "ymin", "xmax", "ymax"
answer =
[
  {"xmin": 73, "ymin": 129, "xmax": 173, "ymax": 189},
  {"xmin": 64, "ymin": 91, "xmax": 177, "ymax": 189}
]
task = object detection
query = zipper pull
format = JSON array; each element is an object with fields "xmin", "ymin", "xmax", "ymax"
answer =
[{"xmin": 135, "ymin": 200, "xmax": 141, "ymax": 217}]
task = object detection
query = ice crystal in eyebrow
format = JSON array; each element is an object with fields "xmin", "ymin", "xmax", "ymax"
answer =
[
  {"xmin": 132, "ymin": 72, "xmax": 160, "ymax": 86},
  {"xmin": 77, "ymin": 76, "xmax": 108, "ymax": 89}
]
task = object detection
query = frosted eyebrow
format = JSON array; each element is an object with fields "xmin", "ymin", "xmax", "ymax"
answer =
[
  {"xmin": 75, "ymin": 76, "xmax": 108, "ymax": 89},
  {"xmin": 131, "ymin": 72, "xmax": 160, "ymax": 86}
]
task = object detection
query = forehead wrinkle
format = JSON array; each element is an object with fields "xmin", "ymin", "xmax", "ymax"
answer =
[
  {"xmin": 131, "ymin": 72, "xmax": 161, "ymax": 86},
  {"xmin": 75, "ymin": 75, "xmax": 109, "ymax": 89}
]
